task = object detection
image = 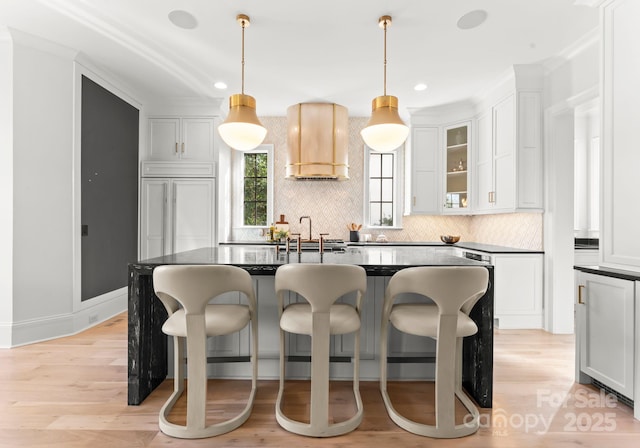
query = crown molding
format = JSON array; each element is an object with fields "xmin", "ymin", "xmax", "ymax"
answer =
[
  {"xmin": 40, "ymin": 0, "xmax": 213, "ymax": 98},
  {"xmin": 542, "ymin": 26, "xmax": 600, "ymax": 74}
]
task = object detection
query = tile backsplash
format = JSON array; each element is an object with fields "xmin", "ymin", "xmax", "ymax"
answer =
[{"xmin": 230, "ymin": 116, "xmax": 543, "ymax": 251}]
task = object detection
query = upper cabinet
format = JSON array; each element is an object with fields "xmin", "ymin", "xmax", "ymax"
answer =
[
  {"xmin": 409, "ymin": 65, "xmax": 543, "ymax": 216},
  {"xmin": 600, "ymin": 0, "xmax": 640, "ymax": 271},
  {"xmin": 410, "ymin": 126, "xmax": 440, "ymax": 214},
  {"xmin": 443, "ymin": 123, "xmax": 470, "ymax": 213},
  {"xmin": 146, "ymin": 117, "xmax": 216, "ymax": 162},
  {"xmin": 474, "ymin": 76, "xmax": 543, "ymax": 213}
]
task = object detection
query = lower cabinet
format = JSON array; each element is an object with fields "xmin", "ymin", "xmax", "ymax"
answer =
[
  {"xmin": 283, "ymin": 277, "xmax": 379, "ymax": 378},
  {"xmin": 140, "ymin": 178, "xmax": 216, "ymax": 259},
  {"xmin": 575, "ymin": 271, "xmax": 635, "ymax": 401},
  {"xmin": 459, "ymin": 249, "xmax": 543, "ymax": 329},
  {"xmin": 493, "ymin": 253, "xmax": 543, "ymax": 329}
]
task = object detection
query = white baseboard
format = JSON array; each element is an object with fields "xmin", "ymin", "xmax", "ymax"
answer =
[
  {"xmin": 496, "ymin": 315, "xmax": 545, "ymax": 330},
  {"xmin": 0, "ymin": 323, "xmax": 13, "ymax": 348},
  {"xmin": 2, "ymin": 291, "xmax": 127, "ymax": 348}
]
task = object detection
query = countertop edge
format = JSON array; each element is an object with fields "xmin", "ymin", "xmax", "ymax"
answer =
[{"xmin": 574, "ymin": 265, "xmax": 640, "ymax": 282}]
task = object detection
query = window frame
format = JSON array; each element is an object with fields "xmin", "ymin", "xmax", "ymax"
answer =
[
  {"xmin": 363, "ymin": 145, "xmax": 404, "ymax": 229},
  {"xmin": 233, "ymin": 144, "xmax": 274, "ymax": 228}
]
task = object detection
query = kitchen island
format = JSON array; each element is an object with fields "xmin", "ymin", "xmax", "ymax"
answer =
[{"xmin": 128, "ymin": 245, "xmax": 494, "ymax": 407}]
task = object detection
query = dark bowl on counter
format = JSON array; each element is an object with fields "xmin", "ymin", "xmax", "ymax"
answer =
[{"xmin": 440, "ymin": 235, "xmax": 461, "ymax": 244}]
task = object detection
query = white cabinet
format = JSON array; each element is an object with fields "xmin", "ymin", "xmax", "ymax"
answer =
[
  {"xmin": 443, "ymin": 123, "xmax": 470, "ymax": 213},
  {"xmin": 140, "ymin": 178, "xmax": 216, "ymax": 259},
  {"xmin": 600, "ymin": 0, "xmax": 640, "ymax": 271},
  {"xmin": 475, "ymin": 110, "xmax": 493, "ymax": 213},
  {"xmin": 575, "ymin": 271, "xmax": 635, "ymax": 400},
  {"xmin": 146, "ymin": 117, "xmax": 215, "ymax": 162},
  {"xmin": 493, "ymin": 253, "xmax": 543, "ymax": 329},
  {"xmin": 410, "ymin": 126, "xmax": 440, "ymax": 214},
  {"xmin": 462, "ymin": 249, "xmax": 543, "ymax": 329},
  {"xmin": 409, "ymin": 66, "xmax": 542, "ymax": 216},
  {"xmin": 474, "ymin": 90, "xmax": 542, "ymax": 213}
]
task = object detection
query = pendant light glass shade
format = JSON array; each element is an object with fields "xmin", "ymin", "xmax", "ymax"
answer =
[
  {"xmin": 361, "ymin": 15, "xmax": 408, "ymax": 152},
  {"xmin": 217, "ymin": 14, "xmax": 267, "ymax": 151},
  {"xmin": 219, "ymin": 93, "xmax": 267, "ymax": 151},
  {"xmin": 361, "ymin": 95, "xmax": 409, "ymax": 152}
]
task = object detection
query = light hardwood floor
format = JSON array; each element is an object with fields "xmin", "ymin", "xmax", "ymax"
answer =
[{"xmin": 1, "ymin": 313, "xmax": 639, "ymax": 447}]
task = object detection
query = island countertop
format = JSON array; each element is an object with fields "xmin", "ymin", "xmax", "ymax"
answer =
[{"xmin": 133, "ymin": 245, "xmax": 490, "ymax": 276}]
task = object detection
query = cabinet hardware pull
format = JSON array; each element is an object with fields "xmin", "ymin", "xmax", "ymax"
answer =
[
  {"xmin": 578, "ymin": 285, "xmax": 585, "ymax": 304},
  {"xmin": 413, "ymin": 196, "xmax": 416, "ymax": 206},
  {"xmin": 175, "ymin": 143, "xmax": 178, "ymax": 154},
  {"xmin": 181, "ymin": 143, "xmax": 185, "ymax": 154}
]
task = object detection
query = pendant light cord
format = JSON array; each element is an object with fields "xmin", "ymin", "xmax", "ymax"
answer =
[
  {"xmin": 241, "ymin": 18, "xmax": 246, "ymax": 95},
  {"xmin": 383, "ymin": 18, "xmax": 387, "ymax": 97}
]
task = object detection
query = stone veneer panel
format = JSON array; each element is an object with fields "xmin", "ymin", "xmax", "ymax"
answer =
[{"xmin": 231, "ymin": 116, "xmax": 542, "ymax": 251}]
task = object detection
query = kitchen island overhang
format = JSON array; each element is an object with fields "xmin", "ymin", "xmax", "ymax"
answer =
[{"xmin": 128, "ymin": 246, "xmax": 494, "ymax": 407}]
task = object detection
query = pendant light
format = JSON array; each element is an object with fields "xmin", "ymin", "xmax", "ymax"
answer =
[
  {"xmin": 361, "ymin": 15, "xmax": 409, "ymax": 152},
  {"xmin": 218, "ymin": 14, "xmax": 267, "ymax": 151}
]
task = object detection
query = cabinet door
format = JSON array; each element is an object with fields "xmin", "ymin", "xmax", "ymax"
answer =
[
  {"xmin": 517, "ymin": 92, "xmax": 543, "ymax": 209},
  {"xmin": 443, "ymin": 123, "xmax": 470, "ymax": 213},
  {"xmin": 172, "ymin": 179, "xmax": 216, "ymax": 253},
  {"xmin": 140, "ymin": 179, "xmax": 169, "ymax": 259},
  {"xmin": 493, "ymin": 95, "xmax": 516, "ymax": 210},
  {"xmin": 475, "ymin": 111, "xmax": 493, "ymax": 212},
  {"xmin": 493, "ymin": 254, "xmax": 543, "ymax": 329},
  {"xmin": 601, "ymin": 0, "xmax": 640, "ymax": 270},
  {"xmin": 181, "ymin": 118, "xmax": 215, "ymax": 161},
  {"xmin": 577, "ymin": 272, "xmax": 634, "ymax": 399},
  {"xmin": 411, "ymin": 127, "xmax": 439, "ymax": 214},
  {"xmin": 148, "ymin": 118, "xmax": 180, "ymax": 160}
]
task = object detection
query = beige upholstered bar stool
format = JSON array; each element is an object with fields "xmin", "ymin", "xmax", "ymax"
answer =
[
  {"xmin": 152, "ymin": 265, "xmax": 258, "ymax": 439},
  {"xmin": 380, "ymin": 266, "xmax": 489, "ymax": 438},
  {"xmin": 274, "ymin": 263, "xmax": 367, "ymax": 437}
]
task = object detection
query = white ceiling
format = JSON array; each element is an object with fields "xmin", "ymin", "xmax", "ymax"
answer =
[{"xmin": 0, "ymin": 0, "xmax": 599, "ymax": 118}]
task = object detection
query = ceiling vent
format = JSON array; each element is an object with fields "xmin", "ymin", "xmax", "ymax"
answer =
[{"xmin": 286, "ymin": 103, "xmax": 349, "ymax": 180}]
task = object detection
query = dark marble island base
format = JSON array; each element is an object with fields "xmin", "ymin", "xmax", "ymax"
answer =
[{"xmin": 128, "ymin": 246, "xmax": 494, "ymax": 407}]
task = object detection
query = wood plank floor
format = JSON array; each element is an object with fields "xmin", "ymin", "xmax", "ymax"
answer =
[{"xmin": 1, "ymin": 313, "xmax": 640, "ymax": 447}]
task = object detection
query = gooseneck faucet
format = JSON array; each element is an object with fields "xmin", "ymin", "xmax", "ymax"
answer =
[{"xmin": 299, "ymin": 216, "xmax": 312, "ymax": 241}]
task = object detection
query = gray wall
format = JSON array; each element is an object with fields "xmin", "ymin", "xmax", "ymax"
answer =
[{"xmin": 81, "ymin": 75, "xmax": 138, "ymax": 301}]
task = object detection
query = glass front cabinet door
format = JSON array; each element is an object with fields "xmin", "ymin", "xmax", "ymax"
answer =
[{"xmin": 443, "ymin": 123, "xmax": 470, "ymax": 213}]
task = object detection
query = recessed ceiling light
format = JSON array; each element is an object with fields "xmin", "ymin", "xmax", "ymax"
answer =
[
  {"xmin": 414, "ymin": 83, "xmax": 428, "ymax": 91},
  {"xmin": 457, "ymin": 10, "xmax": 488, "ymax": 30},
  {"xmin": 168, "ymin": 10, "xmax": 198, "ymax": 30},
  {"xmin": 214, "ymin": 81, "xmax": 228, "ymax": 90}
]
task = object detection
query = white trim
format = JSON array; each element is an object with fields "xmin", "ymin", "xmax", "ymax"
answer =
[
  {"xmin": 542, "ymin": 28, "xmax": 600, "ymax": 74},
  {"xmin": 41, "ymin": 0, "xmax": 211, "ymax": 97},
  {"xmin": 635, "ymin": 281, "xmax": 640, "ymax": 420},
  {"xmin": 574, "ymin": 0, "xmax": 607, "ymax": 7},
  {"xmin": 364, "ymin": 145, "xmax": 404, "ymax": 229},
  {"xmin": 543, "ymin": 84, "xmax": 599, "ymax": 334},
  {"xmin": 71, "ymin": 61, "xmax": 142, "ymax": 315},
  {"xmin": 1, "ymin": 288, "xmax": 126, "ymax": 348},
  {"xmin": 6, "ymin": 27, "xmax": 78, "ymax": 59},
  {"xmin": 232, "ymin": 145, "xmax": 274, "ymax": 229}
]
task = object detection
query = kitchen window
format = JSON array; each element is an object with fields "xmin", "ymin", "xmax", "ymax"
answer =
[
  {"xmin": 243, "ymin": 153, "xmax": 268, "ymax": 225},
  {"xmin": 234, "ymin": 144, "xmax": 274, "ymax": 227},
  {"xmin": 364, "ymin": 146, "xmax": 403, "ymax": 228}
]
